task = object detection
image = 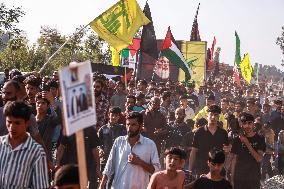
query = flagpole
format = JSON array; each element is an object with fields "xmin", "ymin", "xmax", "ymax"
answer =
[
  {"xmin": 39, "ymin": 24, "xmax": 89, "ymax": 74},
  {"xmin": 134, "ymin": 49, "xmax": 140, "ymax": 89}
]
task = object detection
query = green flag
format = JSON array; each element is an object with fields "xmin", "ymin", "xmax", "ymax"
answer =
[{"xmin": 235, "ymin": 31, "xmax": 241, "ymax": 65}]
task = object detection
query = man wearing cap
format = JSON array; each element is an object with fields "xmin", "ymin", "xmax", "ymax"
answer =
[
  {"xmin": 230, "ymin": 112, "xmax": 266, "ymax": 189},
  {"xmin": 189, "ymin": 105, "xmax": 230, "ymax": 177},
  {"xmin": 186, "ymin": 148, "xmax": 232, "ymax": 189}
]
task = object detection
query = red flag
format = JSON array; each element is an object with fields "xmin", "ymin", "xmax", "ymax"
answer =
[
  {"xmin": 208, "ymin": 36, "xmax": 216, "ymax": 70},
  {"xmin": 233, "ymin": 65, "xmax": 241, "ymax": 86}
]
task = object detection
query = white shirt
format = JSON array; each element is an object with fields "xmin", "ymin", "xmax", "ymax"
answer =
[
  {"xmin": 184, "ymin": 106, "xmax": 195, "ymax": 121},
  {"xmin": 103, "ymin": 135, "xmax": 160, "ymax": 189}
]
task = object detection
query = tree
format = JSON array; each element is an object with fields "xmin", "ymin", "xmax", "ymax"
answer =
[
  {"xmin": 276, "ymin": 26, "xmax": 284, "ymax": 65},
  {"xmin": 0, "ymin": 24, "xmax": 112, "ymax": 75},
  {"xmin": 0, "ymin": 3, "xmax": 25, "ymax": 35},
  {"xmin": 0, "ymin": 35, "xmax": 38, "ymax": 71},
  {"xmin": 0, "ymin": 3, "xmax": 25, "ymax": 50}
]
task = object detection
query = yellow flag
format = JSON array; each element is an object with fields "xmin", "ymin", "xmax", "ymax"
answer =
[
  {"xmin": 240, "ymin": 53, "xmax": 253, "ymax": 84},
  {"xmin": 90, "ymin": 0, "xmax": 150, "ymax": 51},
  {"xmin": 110, "ymin": 46, "xmax": 120, "ymax": 66},
  {"xmin": 179, "ymin": 41, "xmax": 207, "ymax": 89}
]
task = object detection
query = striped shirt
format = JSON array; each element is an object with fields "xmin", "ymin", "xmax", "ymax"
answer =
[{"xmin": 0, "ymin": 134, "xmax": 50, "ymax": 189}]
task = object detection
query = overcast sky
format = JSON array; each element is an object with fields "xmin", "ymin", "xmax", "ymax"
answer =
[{"xmin": 3, "ymin": 0, "xmax": 284, "ymax": 69}]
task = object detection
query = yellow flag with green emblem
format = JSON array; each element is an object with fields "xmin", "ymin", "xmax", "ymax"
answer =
[
  {"xmin": 89, "ymin": 0, "xmax": 150, "ymax": 51},
  {"xmin": 110, "ymin": 46, "xmax": 120, "ymax": 66},
  {"xmin": 240, "ymin": 53, "xmax": 253, "ymax": 84}
]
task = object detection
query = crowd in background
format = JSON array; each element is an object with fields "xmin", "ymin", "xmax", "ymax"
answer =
[{"xmin": 0, "ymin": 67, "xmax": 284, "ymax": 189}]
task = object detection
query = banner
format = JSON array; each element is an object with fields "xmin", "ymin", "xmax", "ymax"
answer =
[
  {"xmin": 59, "ymin": 61, "xmax": 97, "ymax": 136},
  {"xmin": 179, "ymin": 41, "xmax": 207, "ymax": 88}
]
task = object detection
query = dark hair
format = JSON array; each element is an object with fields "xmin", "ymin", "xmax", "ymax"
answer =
[
  {"xmin": 24, "ymin": 76, "xmax": 41, "ymax": 88},
  {"xmin": 164, "ymin": 147, "xmax": 187, "ymax": 160},
  {"xmin": 235, "ymin": 100, "xmax": 243, "ymax": 106},
  {"xmin": 162, "ymin": 91, "xmax": 171, "ymax": 101},
  {"xmin": 109, "ymin": 106, "xmax": 121, "ymax": 114},
  {"xmin": 149, "ymin": 81, "xmax": 156, "ymax": 86},
  {"xmin": 207, "ymin": 105, "xmax": 221, "ymax": 114},
  {"xmin": 127, "ymin": 95, "xmax": 136, "ymax": 101},
  {"xmin": 35, "ymin": 92, "xmax": 50, "ymax": 105},
  {"xmin": 47, "ymin": 80, "xmax": 59, "ymax": 88},
  {"xmin": 126, "ymin": 111, "xmax": 143, "ymax": 124},
  {"xmin": 221, "ymin": 98, "xmax": 229, "ymax": 103},
  {"xmin": 4, "ymin": 80, "xmax": 21, "ymax": 92},
  {"xmin": 136, "ymin": 93, "xmax": 145, "ymax": 101},
  {"xmin": 263, "ymin": 103, "xmax": 271, "ymax": 108},
  {"xmin": 274, "ymin": 99, "xmax": 282, "ymax": 105},
  {"xmin": 138, "ymin": 79, "xmax": 147, "ymax": 86},
  {"xmin": 196, "ymin": 118, "xmax": 208, "ymax": 127},
  {"xmin": 54, "ymin": 164, "xmax": 79, "ymax": 187},
  {"xmin": 246, "ymin": 98, "xmax": 255, "ymax": 105},
  {"xmin": 9, "ymin": 69, "xmax": 22, "ymax": 79},
  {"xmin": 206, "ymin": 94, "xmax": 215, "ymax": 101},
  {"xmin": 240, "ymin": 112, "xmax": 254, "ymax": 122},
  {"xmin": 11, "ymin": 75, "xmax": 26, "ymax": 84},
  {"xmin": 179, "ymin": 95, "xmax": 188, "ymax": 100},
  {"xmin": 3, "ymin": 101, "xmax": 31, "ymax": 121},
  {"xmin": 94, "ymin": 79, "xmax": 104, "ymax": 87},
  {"xmin": 208, "ymin": 148, "xmax": 225, "ymax": 164}
]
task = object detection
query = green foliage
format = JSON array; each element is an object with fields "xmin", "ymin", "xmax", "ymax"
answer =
[
  {"xmin": 0, "ymin": 3, "xmax": 25, "ymax": 35},
  {"xmin": 0, "ymin": 25, "xmax": 111, "ymax": 75},
  {"xmin": 0, "ymin": 3, "xmax": 111, "ymax": 75},
  {"xmin": 276, "ymin": 26, "xmax": 284, "ymax": 63}
]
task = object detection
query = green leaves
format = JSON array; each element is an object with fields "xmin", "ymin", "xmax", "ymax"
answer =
[
  {"xmin": 0, "ymin": 3, "xmax": 25, "ymax": 35},
  {"xmin": 0, "ymin": 26, "xmax": 111, "ymax": 75}
]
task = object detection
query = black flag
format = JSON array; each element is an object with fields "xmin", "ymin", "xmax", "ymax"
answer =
[
  {"xmin": 140, "ymin": 1, "xmax": 159, "ymax": 60},
  {"xmin": 190, "ymin": 3, "xmax": 201, "ymax": 41}
]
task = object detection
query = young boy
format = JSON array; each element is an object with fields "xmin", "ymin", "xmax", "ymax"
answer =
[
  {"xmin": 147, "ymin": 147, "xmax": 185, "ymax": 189},
  {"xmin": 186, "ymin": 148, "xmax": 232, "ymax": 189},
  {"xmin": 0, "ymin": 101, "xmax": 49, "ymax": 188}
]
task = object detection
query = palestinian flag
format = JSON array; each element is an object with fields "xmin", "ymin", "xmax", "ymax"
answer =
[
  {"xmin": 121, "ymin": 38, "xmax": 141, "ymax": 69},
  {"xmin": 161, "ymin": 27, "xmax": 192, "ymax": 80}
]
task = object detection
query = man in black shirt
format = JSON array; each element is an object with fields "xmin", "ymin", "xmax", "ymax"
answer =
[
  {"xmin": 186, "ymin": 148, "xmax": 232, "ymax": 189},
  {"xmin": 164, "ymin": 108, "xmax": 191, "ymax": 149},
  {"xmin": 231, "ymin": 112, "xmax": 266, "ymax": 189},
  {"xmin": 189, "ymin": 105, "xmax": 230, "ymax": 176},
  {"xmin": 97, "ymin": 107, "xmax": 126, "ymax": 171},
  {"xmin": 57, "ymin": 127, "xmax": 101, "ymax": 189}
]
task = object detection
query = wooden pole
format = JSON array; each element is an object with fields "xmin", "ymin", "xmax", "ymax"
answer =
[
  {"xmin": 76, "ymin": 129, "xmax": 88, "ymax": 189},
  {"xmin": 124, "ymin": 66, "xmax": 128, "ymax": 89}
]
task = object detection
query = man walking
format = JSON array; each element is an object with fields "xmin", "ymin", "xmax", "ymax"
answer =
[{"xmin": 99, "ymin": 111, "xmax": 160, "ymax": 189}]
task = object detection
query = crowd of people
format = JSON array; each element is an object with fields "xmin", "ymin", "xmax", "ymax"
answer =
[{"xmin": 0, "ymin": 67, "xmax": 284, "ymax": 189}]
